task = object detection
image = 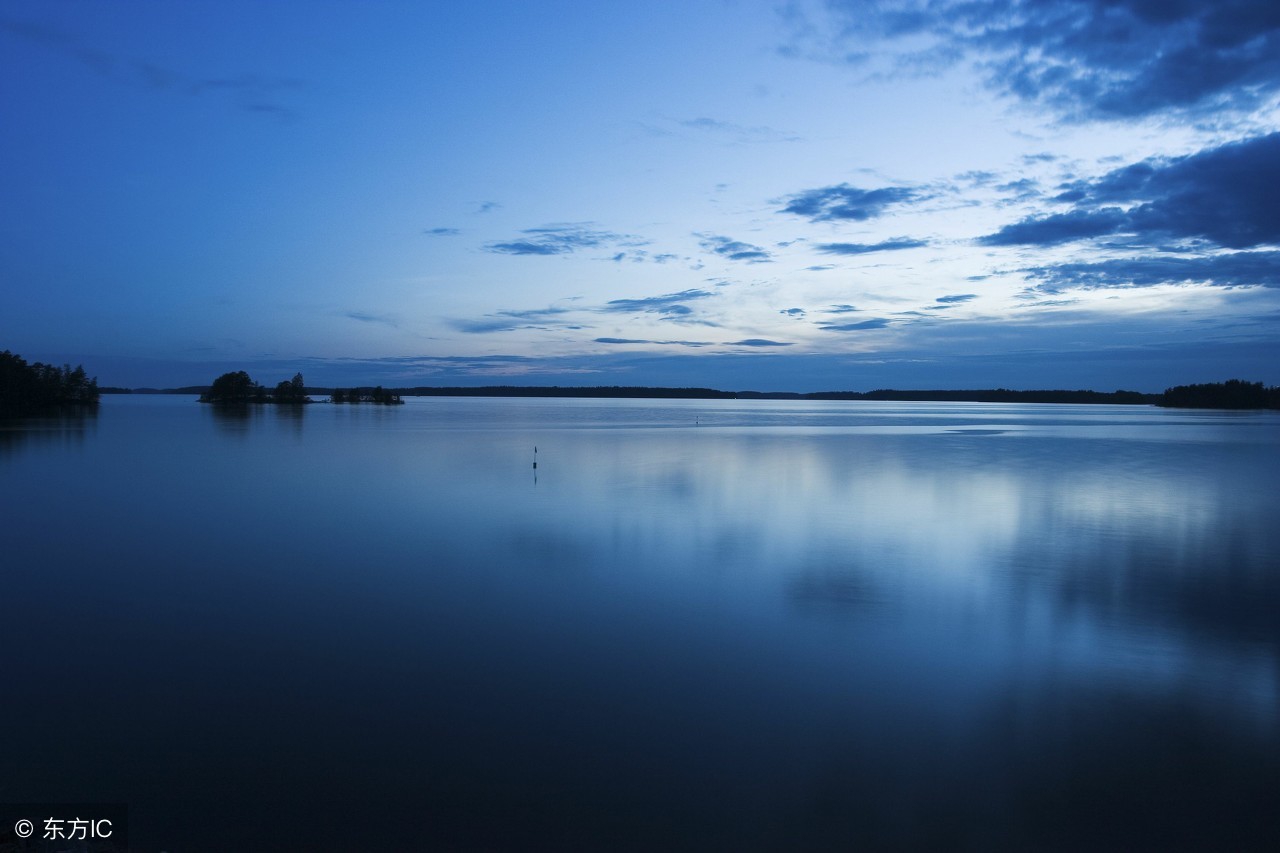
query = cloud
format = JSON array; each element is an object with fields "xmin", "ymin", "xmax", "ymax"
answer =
[
  {"xmin": 935, "ymin": 294, "xmax": 978, "ymax": 304},
  {"xmin": 424, "ymin": 227, "xmax": 460, "ymax": 236},
  {"xmin": 982, "ymin": 209, "xmax": 1130, "ymax": 247},
  {"xmin": 594, "ymin": 337, "xmax": 711, "ymax": 347},
  {"xmin": 995, "ymin": 178, "xmax": 1043, "ymax": 202},
  {"xmin": 611, "ymin": 249, "xmax": 681, "ymax": 264},
  {"xmin": 1021, "ymin": 251, "xmax": 1280, "ymax": 293},
  {"xmin": 594, "ymin": 336, "xmax": 787, "ymax": 348},
  {"xmin": 813, "ymin": 0, "xmax": 1280, "ymax": 120},
  {"xmin": 455, "ymin": 289, "xmax": 720, "ymax": 336},
  {"xmin": 676, "ymin": 116, "xmax": 802, "ymax": 143},
  {"xmin": 728, "ymin": 339, "xmax": 793, "ymax": 347},
  {"xmin": 188, "ymin": 74, "xmax": 305, "ymax": 115},
  {"xmin": 780, "ymin": 307, "xmax": 807, "ymax": 317},
  {"xmin": 819, "ymin": 318, "xmax": 892, "ymax": 332},
  {"xmin": 603, "ymin": 288, "xmax": 717, "ymax": 313},
  {"xmin": 816, "ymin": 238, "xmax": 928, "ymax": 255},
  {"xmin": 983, "ymin": 133, "xmax": 1280, "ymax": 249},
  {"xmin": 780, "ymin": 184, "xmax": 921, "ymax": 222},
  {"xmin": 485, "ymin": 240, "xmax": 564, "ymax": 256},
  {"xmin": 698, "ymin": 234, "xmax": 773, "ymax": 263},
  {"xmin": 451, "ymin": 307, "xmax": 577, "ymax": 334},
  {"xmin": 826, "ymin": 304, "xmax": 861, "ymax": 314},
  {"xmin": 344, "ymin": 311, "xmax": 400, "ymax": 328},
  {"xmin": 485, "ymin": 224, "xmax": 650, "ymax": 257}
]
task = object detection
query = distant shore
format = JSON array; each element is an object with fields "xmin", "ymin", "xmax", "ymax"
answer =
[
  {"xmin": 92, "ymin": 381, "xmax": 1280, "ymax": 409},
  {"xmin": 103, "ymin": 384, "xmax": 1149, "ymax": 402}
]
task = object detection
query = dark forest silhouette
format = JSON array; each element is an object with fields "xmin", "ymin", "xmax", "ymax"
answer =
[
  {"xmin": 330, "ymin": 386, "xmax": 403, "ymax": 405},
  {"xmin": 0, "ymin": 349, "xmax": 99, "ymax": 416},
  {"xmin": 1156, "ymin": 380, "xmax": 1280, "ymax": 409},
  {"xmin": 310, "ymin": 385, "xmax": 1157, "ymax": 405}
]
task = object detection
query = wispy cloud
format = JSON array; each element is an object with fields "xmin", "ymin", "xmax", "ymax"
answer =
[
  {"xmin": 452, "ymin": 306, "xmax": 580, "ymax": 334},
  {"xmin": 818, "ymin": 318, "xmax": 892, "ymax": 332},
  {"xmin": 1021, "ymin": 251, "xmax": 1280, "ymax": 293},
  {"xmin": 610, "ymin": 250, "xmax": 681, "ymax": 264},
  {"xmin": 728, "ymin": 339, "xmax": 792, "ymax": 347},
  {"xmin": 677, "ymin": 116, "xmax": 802, "ymax": 144},
  {"xmin": 594, "ymin": 336, "xmax": 788, "ymax": 348},
  {"xmin": 594, "ymin": 337, "xmax": 711, "ymax": 347},
  {"xmin": 816, "ymin": 238, "xmax": 927, "ymax": 255},
  {"xmin": 780, "ymin": 184, "xmax": 921, "ymax": 222},
  {"xmin": 485, "ymin": 240, "xmax": 564, "ymax": 257},
  {"xmin": 185, "ymin": 73, "xmax": 305, "ymax": 115},
  {"xmin": 344, "ymin": 311, "xmax": 401, "ymax": 328},
  {"xmin": 454, "ymin": 289, "xmax": 721, "ymax": 336},
  {"xmin": 485, "ymin": 223, "xmax": 649, "ymax": 257},
  {"xmin": 604, "ymin": 289, "xmax": 717, "ymax": 313},
  {"xmin": 698, "ymin": 234, "xmax": 772, "ymax": 263},
  {"xmin": 424, "ymin": 227, "xmax": 461, "ymax": 236}
]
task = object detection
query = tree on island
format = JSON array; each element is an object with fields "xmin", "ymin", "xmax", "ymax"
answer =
[
  {"xmin": 1, "ymin": 349, "xmax": 99, "ymax": 416},
  {"xmin": 369, "ymin": 385, "xmax": 402, "ymax": 404},
  {"xmin": 200, "ymin": 370, "xmax": 311, "ymax": 404},
  {"xmin": 274, "ymin": 372, "xmax": 307, "ymax": 404},
  {"xmin": 200, "ymin": 370, "xmax": 260, "ymax": 403}
]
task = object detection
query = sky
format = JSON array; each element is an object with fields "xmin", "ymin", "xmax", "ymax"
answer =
[{"xmin": 2, "ymin": 0, "xmax": 1278, "ymax": 391}]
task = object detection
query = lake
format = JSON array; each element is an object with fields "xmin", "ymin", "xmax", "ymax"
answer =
[{"xmin": 3, "ymin": 395, "xmax": 1278, "ymax": 850}]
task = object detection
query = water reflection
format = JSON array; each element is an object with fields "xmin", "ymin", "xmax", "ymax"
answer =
[
  {"xmin": 0, "ymin": 407, "xmax": 98, "ymax": 457},
  {"xmin": 204, "ymin": 400, "xmax": 311, "ymax": 441},
  {"xmin": 205, "ymin": 400, "xmax": 258, "ymax": 435},
  {"xmin": 5, "ymin": 396, "xmax": 1278, "ymax": 850}
]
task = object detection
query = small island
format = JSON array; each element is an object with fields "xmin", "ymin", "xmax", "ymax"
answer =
[
  {"xmin": 199, "ymin": 370, "xmax": 312, "ymax": 404},
  {"xmin": 0, "ymin": 349, "xmax": 99, "ymax": 417},
  {"xmin": 198, "ymin": 371, "xmax": 403, "ymax": 405}
]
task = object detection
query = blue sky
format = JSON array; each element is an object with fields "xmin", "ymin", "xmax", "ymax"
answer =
[{"xmin": 2, "ymin": 0, "xmax": 1278, "ymax": 391}]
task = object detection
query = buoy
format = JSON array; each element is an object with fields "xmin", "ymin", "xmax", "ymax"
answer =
[{"xmin": 533, "ymin": 446, "xmax": 537, "ymax": 469}]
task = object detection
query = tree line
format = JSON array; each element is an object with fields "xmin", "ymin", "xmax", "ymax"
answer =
[
  {"xmin": 330, "ymin": 386, "xmax": 403, "ymax": 404},
  {"xmin": 0, "ymin": 349, "xmax": 99, "ymax": 416},
  {"xmin": 1156, "ymin": 380, "xmax": 1280, "ymax": 410},
  {"xmin": 196, "ymin": 379, "xmax": 1278, "ymax": 408},
  {"xmin": 9, "ymin": 357, "xmax": 1275, "ymax": 411}
]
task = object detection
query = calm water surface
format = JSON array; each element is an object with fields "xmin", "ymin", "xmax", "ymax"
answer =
[{"xmin": 3, "ymin": 396, "xmax": 1279, "ymax": 850}]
